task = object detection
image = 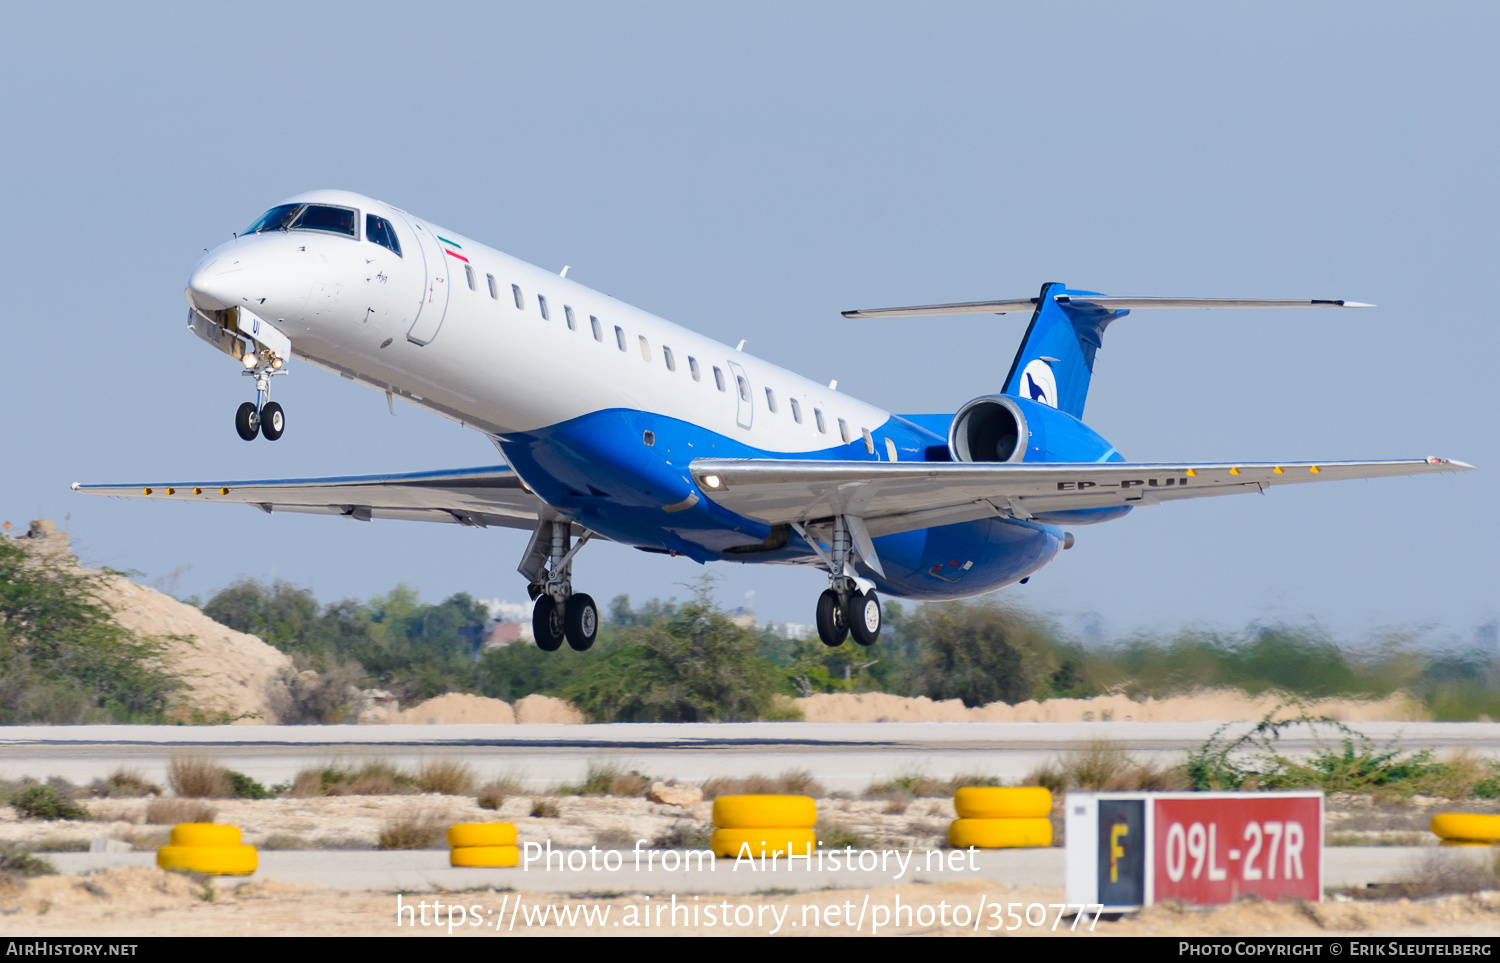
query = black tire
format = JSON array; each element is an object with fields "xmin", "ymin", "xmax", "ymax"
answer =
[
  {"xmin": 564, "ymin": 593, "xmax": 598, "ymax": 651},
  {"xmin": 848, "ymin": 590, "xmax": 882, "ymax": 646},
  {"xmin": 235, "ymin": 402, "xmax": 259, "ymax": 441},
  {"xmin": 815, "ymin": 589, "xmax": 848, "ymax": 647},
  {"xmin": 532, "ymin": 595, "xmax": 565, "ymax": 652},
  {"xmin": 260, "ymin": 401, "xmax": 285, "ymax": 440}
]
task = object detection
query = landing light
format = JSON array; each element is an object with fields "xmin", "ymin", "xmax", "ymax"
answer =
[
  {"xmin": 703, "ymin": 474, "xmax": 721, "ymax": 489},
  {"xmin": 242, "ymin": 353, "xmax": 258, "ymax": 369},
  {"xmin": 271, "ymin": 357, "xmax": 283, "ymax": 369}
]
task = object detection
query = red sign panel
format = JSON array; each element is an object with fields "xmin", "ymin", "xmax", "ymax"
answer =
[{"xmin": 1152, "ymin": 794, "xmax": 1321, "ymax": 904}]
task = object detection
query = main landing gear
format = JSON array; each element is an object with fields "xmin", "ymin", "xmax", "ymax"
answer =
[
  {"xmin": 519, "ymin": 519, "xmax": 598, "ymax": 652},
  {"xmin": 234, "ymin": 350, "xmax": 287, "ymax": 441},
  {"xmin": 799, "ymin": 517, "xmax": 882, "ymax": 648}
]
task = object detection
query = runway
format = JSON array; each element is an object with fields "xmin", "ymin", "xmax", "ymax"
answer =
[
  {"xmin": 2, "ymin": 721, "xmax": 1495, "ymax": 790},
  {"xmin": 45, "ymin": 846, "xmax": 1482, "ymax": 893}
]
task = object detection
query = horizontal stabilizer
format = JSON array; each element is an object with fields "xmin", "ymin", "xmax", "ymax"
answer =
[
  {"xmin": 690, "ymin": 457, "xmax": 1471, "ymax": 538},
  {"xmin": 842, "ymin": 296, "xmax": 1373, "ymax": 319}
]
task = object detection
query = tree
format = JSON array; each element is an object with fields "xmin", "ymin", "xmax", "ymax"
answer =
[
  {"xmin": 562, "ymin": 582, "xmax": 780, "ymax": 721},
  {"xmin": 0, "ymin": 539, "xmax": 178, "ymax": 723},
  {"xmin": 905, "ymin": 600, "xmax": 1070, "ymax": 707}
]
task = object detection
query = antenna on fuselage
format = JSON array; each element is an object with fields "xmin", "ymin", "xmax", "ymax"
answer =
[
  {"xmin": 559, "ymin": 265, "xmax": 570, "ymax": 278},
  {"xmin": 736, "ymin": 340, "xmax": 746, "ymax": 351}
]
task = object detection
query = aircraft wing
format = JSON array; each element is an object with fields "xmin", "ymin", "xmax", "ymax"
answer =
[
  {"xmin": 72, "ymin": 465, "xmax": 561, "ymax": 532},
  {"xmin": 689, "ymin": 457, "xmax": 1473, "ymax": 537}
]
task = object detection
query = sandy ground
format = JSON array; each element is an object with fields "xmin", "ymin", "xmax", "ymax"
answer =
[
  {"xmin": 2, "ymin": 793, "xmax": 1498, "ymax": 936},
  {"xmin": 1, "ymin": 870, "xmax": 1496, "ymax": 937}
]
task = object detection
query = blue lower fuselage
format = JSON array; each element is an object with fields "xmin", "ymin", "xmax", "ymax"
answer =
[{"xmin": 496, "ymin": 396, "xmax": 1132, "ymax": 601}]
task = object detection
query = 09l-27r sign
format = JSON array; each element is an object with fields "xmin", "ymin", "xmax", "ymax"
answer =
[{"xmin": 1065, "ymin": 791, "xmax": 1323, "ymax": 911}]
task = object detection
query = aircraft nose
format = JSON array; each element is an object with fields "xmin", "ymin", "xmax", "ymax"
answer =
[{"xmin": 186, "ymin": 255, "xmax": 242, "ymax": 312}]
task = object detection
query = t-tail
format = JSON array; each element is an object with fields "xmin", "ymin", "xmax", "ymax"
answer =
[{"xmin": 843, "ymin": 286, "xmax": 1374, "ymax": 420}]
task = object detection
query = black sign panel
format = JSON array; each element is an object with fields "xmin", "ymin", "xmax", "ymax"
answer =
[{"xmin": 1097, "ymin": 798, "xmax": 1146, "ymax": 907}]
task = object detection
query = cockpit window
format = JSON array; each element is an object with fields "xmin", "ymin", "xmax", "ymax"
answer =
[
  {"xmin": 290, "ymin": 205, "xmax": 359, "ymax": 238},
  {"xmin": 366, "ymin": 214, "xmax": 402, "ymax": 257},
  {"xmin": 244, "ymin": 204, "xmax": 302, "ymax": 234}
]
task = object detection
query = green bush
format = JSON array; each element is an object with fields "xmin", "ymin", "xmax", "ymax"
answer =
[
  {"xmin": 13, "ymin": 785, "xmax": 90, "ymax": 821},
  {"xmin": 0, "ymin": 539, "xmax": 179, "ymax": 723}
]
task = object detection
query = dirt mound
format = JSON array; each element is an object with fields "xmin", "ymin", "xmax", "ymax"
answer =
[
  {"xmin": 386, "ymin": 692, "xmax": 517, "ymax": 724},
  {"xmin": 96, "ymin": 572, "xmax": 293, "ymax": 724},
  {"xmin": 796, "ymin": 689, "xmax": 1427, "ymax": 723},
  {"xmin": 13, "ymin": 521, "xmax": 293, "ymax": 723},
  {"xmin": 515, "ymin": 693, "xmax": 587, "ymax": 724},
  {"xmin": 377, "ymin": 692, "xmax": 587, "ymax": 724}
]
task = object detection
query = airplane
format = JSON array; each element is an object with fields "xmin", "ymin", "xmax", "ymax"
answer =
[{"xmin": 75, "ymin": 189, "xmax": 1473, "ymax": 653}]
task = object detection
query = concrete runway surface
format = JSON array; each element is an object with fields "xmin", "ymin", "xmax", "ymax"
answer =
[
  {"xmin": 1, "ymin": 720, "xmax": 1494, "ymax": 790},
  {"xmin": 47, "ymin": 845, "xmax": 1478, "ymax": 893}
]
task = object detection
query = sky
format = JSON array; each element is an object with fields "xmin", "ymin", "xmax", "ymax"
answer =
[{"xmin": 2, "ymin": 3, "xmax": 1496, "ymax": 647}]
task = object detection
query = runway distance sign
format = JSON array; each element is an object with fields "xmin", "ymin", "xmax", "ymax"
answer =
[{"xmin": 1065, "ymin": 791, "xmax": 1323, "ymax": 910}]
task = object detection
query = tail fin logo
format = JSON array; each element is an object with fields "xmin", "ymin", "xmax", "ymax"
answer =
[{"xmin": 1019, "ymin": 359, "xmax": 1058, "ymax": 408}]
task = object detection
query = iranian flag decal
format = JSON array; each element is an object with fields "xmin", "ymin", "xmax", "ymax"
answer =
[{"xmin": 437, "ymin": 235, "xmax": 468, "ymax": 262}]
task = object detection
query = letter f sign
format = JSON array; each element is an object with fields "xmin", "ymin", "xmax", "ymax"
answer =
[{"xmin": 1110, "ymin": 823, "xmax": 1128, "ymax": 882}]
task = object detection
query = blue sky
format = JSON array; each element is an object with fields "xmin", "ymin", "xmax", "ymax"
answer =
[{"xmin": 2, "ymin": 3, "xmax": 1495, "ymax": 645}]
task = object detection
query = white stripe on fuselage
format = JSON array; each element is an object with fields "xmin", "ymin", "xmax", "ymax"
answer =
[{"xmin": 266, "ymin": 190, "xmax": 892, "ymax": 453}]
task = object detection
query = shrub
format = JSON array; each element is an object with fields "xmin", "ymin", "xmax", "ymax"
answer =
[
  {"xmin": 815, "ymin": 820, "xmax": 870, "ymax": 849},
  {"xmin": 559, "ymin": 761, "xmax": 651, "ymax": 797},
  {"xmin": 0, "ymin": 844, "xmax": 55, "ymax": 878},
  {"xmin": 260, "ymin": 834, "xmax": 308, "ymax": 850},
  {"xmin": 145, "ymin": 799, "xmax": 216, "ymax": 825},
  {"xmin": 377, "ymin": 807, "xmax": 449, "ymax": 850},
  {"xmin": 1183, "ymin": 710, "xmax": 1500, "ymax": 796},
  {"xmin": 651, "ymin": 821, "xmax": 713, "ymax": 849},
  {"xmin": 14, "ymin": 785, "xmax": 90, "ymax": 821},
  {"xmin": 864, "ymin": 770, "xmax": 1003, "ymax": 799},
  {"xmin": 224, "ymin": 770, "xmax": 273, "ymax": 799},
  {"xmin": 416, "ymin": 758, "xmax": 476, "ymax": 796},
  {"xmin": 1028, "ymin": 739, "xmax": 1187, "ymax": 793},
  {"xmin": 89, "ymin": 769, "xmax": 161, "ymax": 798},
  {"xmin": 290, "ymin": 760, "xmax": 416, "ymax": 797},
  {"xmin": 474, "ymin": 771, "xmax": 524, "ymax": 811},
  {"xmin": 167, "ymin": 756, "xmax": 231, "ymax": 798},
  {"xmin": 530, "ymin": 798, "xmax": 561, "ymax": 818},
  {"xmin": 700, "ymin": 769, "xmax": 826, "ymax": 799}
]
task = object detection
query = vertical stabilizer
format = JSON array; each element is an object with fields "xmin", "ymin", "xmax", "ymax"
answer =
[{"xmin": 1000, "ymin": 282, "xmax": 1127, "ymax": 419}]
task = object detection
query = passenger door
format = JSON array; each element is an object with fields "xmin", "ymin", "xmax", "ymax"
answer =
[{"xmin": 402, "ymin": 219, "xmax": 450, "ymax": 345}]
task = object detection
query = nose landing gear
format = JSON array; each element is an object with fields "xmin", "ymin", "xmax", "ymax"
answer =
[
  {"xmin": 520, "ymin": 519, "xmax": 598, "ymax": 652},
  {"xmin": 234, "ymin": 350, "xmax": 288, "ymax": 441}
]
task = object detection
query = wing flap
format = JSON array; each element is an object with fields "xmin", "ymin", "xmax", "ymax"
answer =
[
  {"xmin": 72, "ymin": 466, "xmax": 555, "ymax": 533},
  {"xmin": 691, "ymin": 457, "xmax": 1471, "ymax": 534}
]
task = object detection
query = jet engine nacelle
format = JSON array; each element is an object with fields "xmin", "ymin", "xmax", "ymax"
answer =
[
  {"xmin": 949, "ymin": 393, "xmax": 1121, "ymax": 465},
  {"xmin": 949, "ymin": 395, "xmax": 1028, "ymax": 462}
]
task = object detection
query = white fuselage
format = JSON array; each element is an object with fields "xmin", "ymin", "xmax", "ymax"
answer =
[{"xmin": 189, "ymin": 189, "xmax": 896, "ymax": 456}]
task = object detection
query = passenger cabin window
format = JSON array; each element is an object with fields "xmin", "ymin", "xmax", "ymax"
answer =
[
  {"xmin": 713, "ymin": 367, "xmax": 725, "ymax": 391},
  {"xmin": 765, "ymin": 388, "xmax": 777, "ymax": 413},
  {"xmin": 790, "ymin": 398, "xmax": 802, "ymax": 423},
  {"xmin": 365, "ymin": 214, "xmax": 402, "ymax": 256},
  {"xmin": 564, "ymin": 305, "xmax": 576, "ymax": 331},
  {"xmin": 736, "ymin": 375, "xmax": 750, "ymax": 402},
  {"xmin": 512, "ymin": 285, "xmax": 524, "ymax": 310},
  {"xmin": 464, "ymin": 264, "xmax": 476, "ymax": 290},
  {"xmin": 615, "ymin": 326, "xmax": 626, "ymax": 351},
  {"xmin": 487, "ymin": 274, "xmax": 498, "ymax": 299},
  {"xmin": 290, "ymin": 204, "xmax": 358, "ymax": 238},
  {"xmin": 838, "ymin": 419, "xmax": 851, "ymax": 444},
  {"xmin": 638, "ymin": 336, "xmax": 651, "ymax": 361},
  {"xmin": 862, "ymin": 427, "xmax": 875, "ymax": 454},
  {"xmin": 815, "ymin": 409, "xmax": 827, "ymax": 434},
  {"xmin": 590, "ymin": 315, "xmax": 602, "ymax": 341},
  {"xmin": 688, "ymin": 356, "xmax": 700, "ymax": 381},
  {"xmin": 663, "ymin": 346, "xmax": 675, "ymax": 371},
  {"xmin": 538, "ymin": 295, "xmax": 550, "ymax": 321}
]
